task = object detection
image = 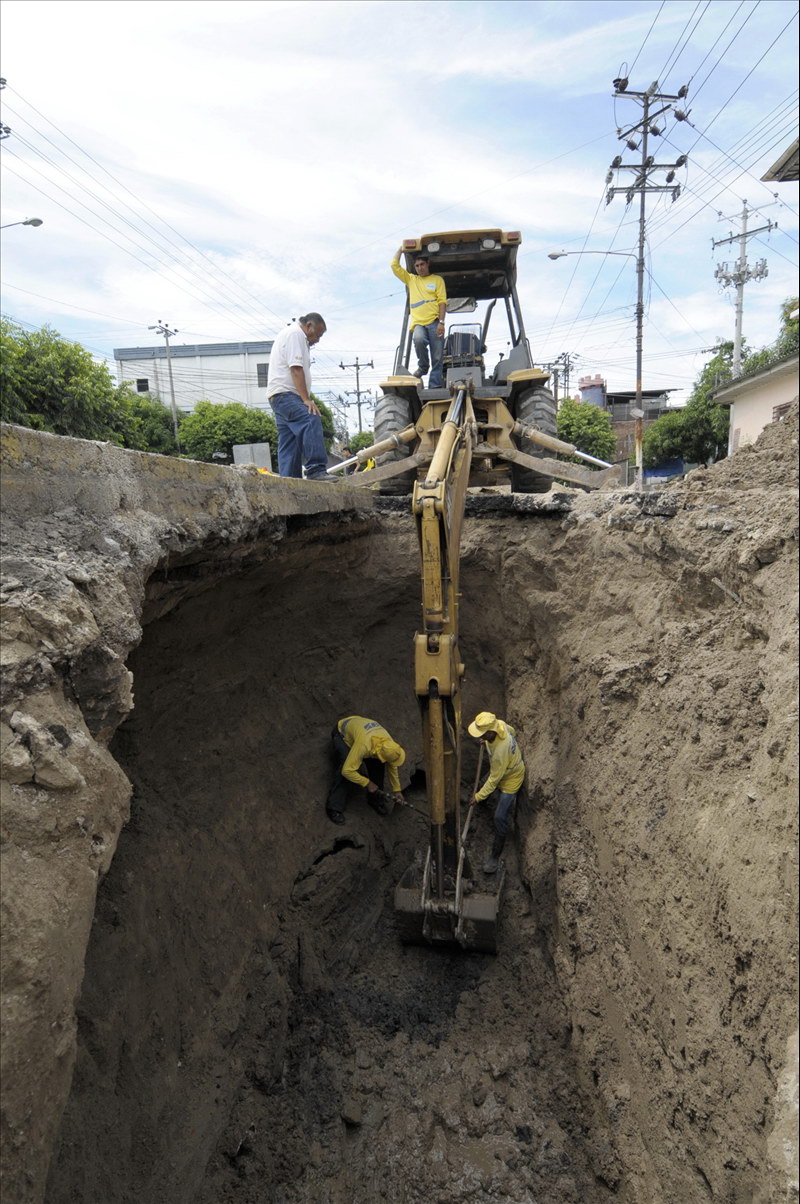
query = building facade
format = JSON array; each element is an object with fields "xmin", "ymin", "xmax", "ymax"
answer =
[
  {"xmin": 576, "ymin": 374, "xmax": 676, "ymax": 462},
  {"xmin": 713, "ymin": 354, "xmax": 799, "ymax": 454},
  {"xmin": 114, "ymin": 341, "xmax": 274, "ymax": 412}
]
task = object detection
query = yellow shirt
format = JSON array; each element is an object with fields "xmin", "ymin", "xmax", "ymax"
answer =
[
  {"xmin": 475, "ymin": 722, "xmax": 525, "ymax": 800},
  {"xmin": 337, "ymin": 716, "xmax": 404, "ymax": 792},
  {"xmin": 391, "ymin": 256, "xmax": 447, "ymax": 329}
]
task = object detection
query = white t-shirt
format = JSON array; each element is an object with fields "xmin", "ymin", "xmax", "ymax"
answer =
[{"xmin": 266, "ymin": 323, "xmax": 311, "ymax": 399}]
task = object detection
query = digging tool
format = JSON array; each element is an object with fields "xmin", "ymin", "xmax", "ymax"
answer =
[{"xmin": 382, "ymin": 791, "xmax": 430, "ymax": 821}]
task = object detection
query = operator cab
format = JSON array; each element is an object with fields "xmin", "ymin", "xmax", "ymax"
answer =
[{"xmin": 394, "ymin": 230, "xmax": 532, "ymax": 392}]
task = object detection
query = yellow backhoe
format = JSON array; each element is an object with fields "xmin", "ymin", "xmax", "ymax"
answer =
[{"xmin": 328, "ymin": 231, "xmax": 620, "ymax": 951}]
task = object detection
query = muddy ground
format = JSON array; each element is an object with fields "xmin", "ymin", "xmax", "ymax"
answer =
[{"xmin": 1, "ymin": 408, "xmax": 798, "ymax": 1203}]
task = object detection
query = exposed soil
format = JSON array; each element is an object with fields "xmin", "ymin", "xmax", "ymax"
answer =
[{"xmin": 2, "ymin": 408, "xmax": 797, "ymax": 1203}]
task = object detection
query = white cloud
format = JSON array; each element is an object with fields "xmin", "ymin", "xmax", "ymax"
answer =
[{"xmin": 1, "ymin": 0, "xmax": 796, "ymax": 416}]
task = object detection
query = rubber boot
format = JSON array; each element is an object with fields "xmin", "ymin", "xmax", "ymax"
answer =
[{"xmin": 483, "ymin": 833, "xmax": 505, "ymax": 874}]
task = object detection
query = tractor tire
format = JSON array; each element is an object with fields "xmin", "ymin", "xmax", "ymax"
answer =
[
  {"xmin": 373, "ymin": 390, "xmax": 417, "ymax": 496},
  {"xmin": 511, "ymin": 387, "xmax": 558, "ymax": 493}
]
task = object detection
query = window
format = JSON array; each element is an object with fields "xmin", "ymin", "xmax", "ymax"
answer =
[
  {"xmin": 773, "ymin": 403, "xmax": 791, "ymax": 422},
  {"xmin": 257, "ymin": 363, "xmax": 268, "ymax": 387},
  {"xmin": 136, "ymin": 378, "xmax": 149, "ymax": 393}
]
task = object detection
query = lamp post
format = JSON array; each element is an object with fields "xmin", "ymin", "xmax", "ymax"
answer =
[
  {"xmin": 548, "ymin": 248, "xmax": 645, "ymax": 490},
  {"xmin": 1, "ymin": 217, "xmax": 44, "ymax": 229}
]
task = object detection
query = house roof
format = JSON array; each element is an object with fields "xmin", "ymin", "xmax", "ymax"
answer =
[
  {"xmin": 761, "ymin": 138, "xmax": 799, "ymax": 183},
  {"xmin": 712, "ymin": 354, "xmax": 799, "ymax": 405},
  {"xmin": 114, "ymin": 341, "xmax": 273, "ymax": 361}
]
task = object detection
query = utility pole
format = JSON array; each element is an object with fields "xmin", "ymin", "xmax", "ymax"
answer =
[
  {"xmin": 0, "ymin": 78, "xmax": 10, "ymax": 140},
  {"xmin": 713, "ymin": 202, "xmax": 775, "ymax": 377},
  {"xmin": 149, "ymin": 320, "xmax": 181, "ymax": 453},
  {"xmin": 542, "ymin": 351, "xmax": 573, "ymax": 400},
  {"xmin": 555, "ymin": 351, "xmax": 572, "ymax": 398},
  {"xmin": 538, "ymin": 355, "xmax": 572, "ymax": 401},
  {"xmin": 606, "ymin": 76, "xmax": 690, "ymax": 489},
  {"xmin": 339, "ymin": 357, "xmax": 374, "ymax": 433}
]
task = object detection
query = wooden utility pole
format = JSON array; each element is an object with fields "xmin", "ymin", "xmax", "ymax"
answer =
[
  {"xmin": 339, "ymin": 357, "xmax": 374, "ymax": 433},
  {"xmin": 606, "ymin": 77, "xmax": 690, "ymax": 489},
  {"xmin": 149, "ymin": 320, "xmax": 182, "ymax": 453}
]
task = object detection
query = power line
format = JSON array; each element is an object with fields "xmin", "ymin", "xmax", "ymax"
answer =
[
  {"xmin": 2, "ymin": 82, "xmax": 349, "ymax": 383},
  {"xmin": 1, "ymin": 154, "xmax": 266, "ymax": 338},
  {"xmin": 628, "ymin": 2, "xmax": 666, "ymax": 75},
  {"xmin": 686, "ymin": 8, "xmax": 799, "ymax": 149},
  {"xmin": 4, "ymin": 86, "xmax": 291, "ymax": 333},
  {"xmin": 689, "ymin": 0, "xmax": 759, "ymax": 101},
  {"xmin": 655, "ymin": 1, "xmax": 709, "ymax": 89}
]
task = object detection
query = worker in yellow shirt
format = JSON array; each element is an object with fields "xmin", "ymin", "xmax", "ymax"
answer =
[
  {"xmin": 327, "ymin": 715, "xmax": 407, "ymax": 824},
  {"xmin": 391, "ymin": 247, "xmax": 447, "ymax": 387},
  {"xmin": 468, "ymin": 711, "xmax": 526, "ymax": 873}
]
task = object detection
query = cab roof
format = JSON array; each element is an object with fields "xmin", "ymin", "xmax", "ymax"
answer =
[{"xmin": 400, "ymin": 230, "xmax": 521, "ymax": 301}]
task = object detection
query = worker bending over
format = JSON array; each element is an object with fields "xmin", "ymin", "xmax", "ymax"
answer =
[
  {"xmin": 327, "ymin": 716, "xmax": 406, "ymax": 825},
  {"xmin": 468, "ymin": 712, "xmax": 526, "ymax": 874}
]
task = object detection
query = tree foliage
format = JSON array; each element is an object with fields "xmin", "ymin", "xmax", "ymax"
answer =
[
  {"xmin": 114, "ymin": 389, "xmax": 179, "ymax": 455},
  {"xmin": 738, "ymin": 295, "xmax": 799, "ymax": 376},
  {"xmin": 315, "ymin": 395, "xmax": 335, "ymax": 449},
  {"xmin": 0, "ymin": 320, "xmax": 183, "ymax": 454},
  {"xmin": 1, "ymin": 319, "xmax": 125, "ymax": 441},
  {"xmin": 642, "ymin": 297, "xmax": 798, "ymax": 470},
  {"xmin": 556, "ymin": 397, "xmax": 617, "ymax": 464},
  {"xmin": 0, "ymin": 319, "xmax": 341, "ymax": 463},
  {"xmin": 349, "ymin": 430, "xmax": 374, "ymax": 453},
  {"xmin": 643, "ymin": 343, "xmax": 732, "ymax": 468},
  {"xmin": 178, "ymin": 401, "xmax": 278, "ymax": 463}
]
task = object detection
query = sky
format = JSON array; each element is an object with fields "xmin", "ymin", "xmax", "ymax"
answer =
[{"xmin": 1, "ymin": 0, "xmax": 798, "ymax": 432}]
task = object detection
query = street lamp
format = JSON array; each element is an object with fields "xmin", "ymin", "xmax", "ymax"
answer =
[
  {"xmin": 0, "ymin": 217, "xmax": 44, "ymax": 229},
  {"xmin": 548, "ymin": 247, "xmax": 645, "ymax": 490}
]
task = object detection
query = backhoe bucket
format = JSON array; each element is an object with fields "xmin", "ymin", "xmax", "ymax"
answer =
[{"xmin": 394, "ymin": 855, "xmax": 504, "ymax": 954}]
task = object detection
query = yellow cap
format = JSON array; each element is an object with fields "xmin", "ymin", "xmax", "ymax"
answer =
[
  {"xmin": 377, "ymin": 738, "xmax": 406, "ymax": 766},
  {"xmin": 468, "ymin": 711, "xmax": 499, "ymax": 738}
]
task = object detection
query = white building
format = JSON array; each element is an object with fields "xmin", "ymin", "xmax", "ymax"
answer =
[
  {"xmin": 114, "ymin": 340, "xmax": 273, "ymax": 412},
  {"xmin": 714, "ymin": 354, "xmax": 799, "ymax": 455}
]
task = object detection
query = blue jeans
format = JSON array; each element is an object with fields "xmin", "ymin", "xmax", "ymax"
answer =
[
  {"xmin": 412, "ymin": 320, "xmax": 444, "ymax": 388},
  {"xmin": 493, "ymin": 791, "xmax": 517, "ymax": 839},
  {"xmin": 269, "ymin": 391, "xmax": 327, "ymax": 479}
]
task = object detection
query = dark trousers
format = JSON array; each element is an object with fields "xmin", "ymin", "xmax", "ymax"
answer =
[{"xmin": 327, "ymin": 729, "xmax": 385, "ymax": 815}]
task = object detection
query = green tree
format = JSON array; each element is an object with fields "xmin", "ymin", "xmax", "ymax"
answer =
[
  {"xmin": 315, "ymin": 395, "xmax": 335, "ymax": 450},
  {"xmin": 349, "ymin": 430, "xmax": 374, "ymax": 453},
  {"xmin": 179, "ymin": 400, "xmax": 278, "ymax": 463},
  {"xmin": 111, "ymin": 387, "xmax": 179, "ymax": 455},
  {"xmin": 740, "ymin": 295, "xmax": 799, "ymax": 375},
  {"xmin": 0, "ymin": 319, "xmax": 123, "ymax": 441},
  {"xmin": 556, "ymin": 397, "xmax": 617, "ymax": 464},
  {"xmin": 642, "ymin": 343, "xmax": 732, "ymax": 468}
]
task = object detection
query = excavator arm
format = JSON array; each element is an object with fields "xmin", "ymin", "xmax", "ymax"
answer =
[
  {"xmin": 394, "ymin": 383, "xmax": 504, "ymax": 952},
  {"xmin": 413, "ymin": 385, "xmax": 473, "ymax": 898}
]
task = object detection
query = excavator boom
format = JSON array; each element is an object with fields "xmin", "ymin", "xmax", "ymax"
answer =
[{"xmin": 394, "ymin": 383, "xmax": 504, "ymax": 953}]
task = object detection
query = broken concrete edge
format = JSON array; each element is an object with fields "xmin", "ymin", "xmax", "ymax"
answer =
[{"xmin": 0, "ymin": 422, "xmax": 376, "ymax": 527}]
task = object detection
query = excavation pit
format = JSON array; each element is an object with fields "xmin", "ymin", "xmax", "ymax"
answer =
[{"xmin": 0, "ymin": 417, "xmax": 797, "ymax": 1204}]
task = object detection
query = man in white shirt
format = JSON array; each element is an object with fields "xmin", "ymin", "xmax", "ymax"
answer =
[{"xmin": 266, "ymin": 313, "xmax": 331, "ymax": 479}]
